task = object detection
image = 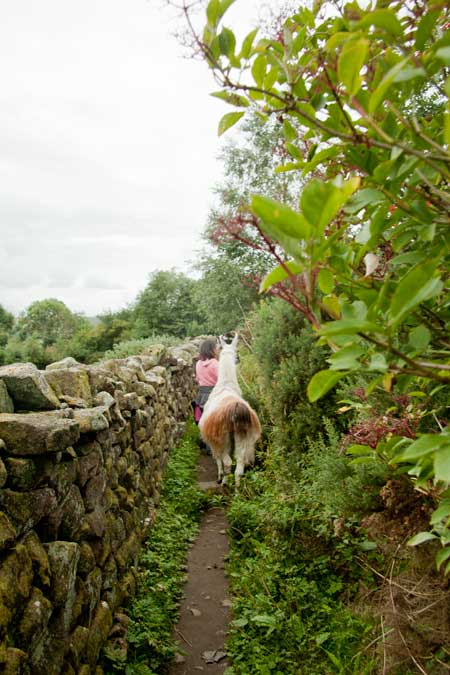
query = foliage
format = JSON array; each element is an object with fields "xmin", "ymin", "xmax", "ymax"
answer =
[
  {"xmin": 67, "ymin": 317, "xmax": 134, "ymax": 363},
  {"xmin": 190, "ymin": 0, "xmax": 450, "ymax": 559},
  {"xmin": 243, "ymin": 298, "xmax": 346, "ymax": 452},
  {"xmin": 15, "ymin": 298, "xmax": 87, "ymax": 347},
  {"xmin": 0, "ymin": 304, "xmax": 14, "ymax": 355},
  {"xmin": 193, "ymin": 255, "xmax": 260, "ymax": 334},
  {"xmin": 133, "ymin": 270, "xmax": 206, "ymax": 339},
  {"xmin": 102, "ymin": 335, "xmax": 181, "ymax": 360},
  {"xmin": 224, "ymin": 442, "xmax": 377, "ymax": 675},
  {"xmin": 103, "ymin": 420, "xmax": 206, "ymax": 674}
]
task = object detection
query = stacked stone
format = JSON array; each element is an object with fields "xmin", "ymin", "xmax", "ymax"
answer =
[{"xmin": 0, "ymin": 341, "xmax": 199, "ymax": 675}]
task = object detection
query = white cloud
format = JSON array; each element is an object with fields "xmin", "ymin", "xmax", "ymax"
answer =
[{"xmin": 0, "ymin": 0, "xmax": 264, "ymax": 315}]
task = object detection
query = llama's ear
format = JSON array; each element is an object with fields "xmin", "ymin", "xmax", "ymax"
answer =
[
  {"xmin": 232, "ymin": 332, "xmax": 239, "ymax": 348},
  {"xmin": 219, "ymin": 335, "xmax": 226, "ymax": 348}
]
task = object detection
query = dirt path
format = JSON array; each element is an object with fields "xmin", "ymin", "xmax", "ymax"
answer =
[{"xmin": 169, "ymin": 454, "xmax": 231, "ymax": 674}]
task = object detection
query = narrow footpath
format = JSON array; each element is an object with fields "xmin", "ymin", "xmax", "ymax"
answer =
[{"xmin": 169, "ymin": 454, "xmax": 231, "ymax": 674}]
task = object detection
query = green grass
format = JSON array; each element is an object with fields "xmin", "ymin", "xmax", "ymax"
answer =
[
  {"xmin": 103, "ymin": 420, "xmax": 206, "ymax": 675},
  {"xmin": 223, "ymin": 450, "xmax": 377, "ymax": 675}
]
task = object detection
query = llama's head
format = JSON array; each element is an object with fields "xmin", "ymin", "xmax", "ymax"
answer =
[{"xmin": 219, "ymin": 332, "xmax": 239, "ymax": 361}]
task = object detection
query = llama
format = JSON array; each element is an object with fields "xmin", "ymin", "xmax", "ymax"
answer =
[{"xmin": 199, "ymin": 333, "xmax": 261, "ymax": 486}]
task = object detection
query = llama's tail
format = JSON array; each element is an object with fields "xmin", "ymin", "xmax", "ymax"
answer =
[
  {"xmin": 200, "ymin": 398, "xmax": 261, "ymax": 452},
  {"xmin": 230, "ymin": 401, "xmax": 252, "ymax": 435}
]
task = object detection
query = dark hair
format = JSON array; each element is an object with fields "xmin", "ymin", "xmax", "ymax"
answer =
[{"xmin": 199, "ymin": 339, "xmax": 217, "ymax": 361}]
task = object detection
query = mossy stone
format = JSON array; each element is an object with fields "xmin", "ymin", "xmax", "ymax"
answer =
[
  {"xmin": 0, "ymin": 363, "xmax": 60, "ymax": 411},
  {"xmin": 0, "ymin": 458, "xmax": 6, "ymax": 488},
  {"xmin": 77, "ymin": 446, "xmax": 103, "ymax": 487},
  {"xmin": 45, "ymin": 541, "xmax": 80, "ymax": 608},
  {"xmin": 3, "ymin": 457, "xmax": 40, "ymax": 490},
  {"xmin": 0, "ymin": 488, "xmax": 57, "ymax": 535},
  {"xmin": 44, "ymin": 368, "xmax": 92, "ymax": 407},
  {"xmin": 0, "ymin": 413, "xmax": 79, "ymax": 456},
  {"xmin": 67, "ymin": 625, "xmax": 89, "ymax": 670},
  {"xmin": 0, "ymin": 544, "xmax": 33, "ymax": 634},
  {"xmin": 0, "ymin": 381, "xmax": 13, "ymax": 414},
  {"xmin": 115, "ymin": 532, "xmax": 139, "ymax": 572},
  {"xmin": 58, "ymin": 485, "xmax": 86, "ymax": 540},
  {"xmin": 77, "ymin": 542, "xmax": 96, "ymax": 578},
  {"xmin": 2, "ymin": 647, "xmax": 30, "ymax": 675},
  {"xmin": 17, "ymin": 587, "xmax": 52, "ymax": 651},
  {"xmin": 0, "ymin": 512, "xmax": 16, "ymax": 552},
  {"xmin": 22, "ymin": 531, "xmax": 50, "ymax": 587},
  {"xmin": 86, "ymin": 601, "xmax": 112, "ymax": 667}
]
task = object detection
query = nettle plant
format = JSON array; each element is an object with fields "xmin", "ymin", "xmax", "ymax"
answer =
[{"xmin": 184, "ymin": 0, "xmax": 450, "ymax": 561}]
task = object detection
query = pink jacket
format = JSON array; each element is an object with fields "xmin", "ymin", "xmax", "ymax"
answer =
[{"xmin": 196, "ymin": 358, "xmax": 219, "ymax": 386}]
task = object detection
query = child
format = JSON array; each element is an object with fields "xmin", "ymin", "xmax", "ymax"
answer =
[{"xmin": 193, "ymin": 338, "xmax": 219, "ymax": 425}]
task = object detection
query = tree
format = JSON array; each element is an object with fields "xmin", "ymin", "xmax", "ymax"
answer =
[
  {"xmin": 16, "ymin": 299, "xmax": 87, "ymax": 347},
  {"xmin": 133, "ymin": 270, "xmax": 205, "ymax": 338},
  {"xmin": 197, "ymin": 110, "xmax": 313, "ymax": 328},
  {"xmin": 188, "ymin": 0, "xmax": 450, "ymax": 557},
  {"xmin": 0, "ymin": 304, "xmax": 14, "ymax": 347},
  {"xmin": 193, "ymin": 255, "xmax": 260, "ymax": 333}
]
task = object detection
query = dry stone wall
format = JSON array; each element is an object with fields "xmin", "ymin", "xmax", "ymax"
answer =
[{"xmin": 0, "ymin": 341, "xmax": 200, "ymax": 675}]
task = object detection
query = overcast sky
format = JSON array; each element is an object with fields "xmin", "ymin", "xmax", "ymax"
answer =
[{"xmin": 0, "ymin": 0, "xmax": 267, "ymax": 316}]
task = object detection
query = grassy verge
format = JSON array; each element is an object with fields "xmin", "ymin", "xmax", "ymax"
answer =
[
  {"xmin": 103, "ymin": 419, "xmax": 206, "ymax": 675},
  {"xmin": 223, "ymin": 445, "xmax": 377, "ymax": 675}
]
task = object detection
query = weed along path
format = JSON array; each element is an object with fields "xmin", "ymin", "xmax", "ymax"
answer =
[{"xmin": 169, "ymin": 454, "xmax": 232, "ymax": 674}]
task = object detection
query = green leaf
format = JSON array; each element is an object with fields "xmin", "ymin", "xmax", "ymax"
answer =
[
  {"xmin": 218, "ymin": 27, "xmax": 236, "ymax": 56},
  {"xmin": 220, "ymin": 0, "xmax": 236, "ymax": 16},
  {"xmin": 369, "ymin": 58, "xmax": 408, "ymax": 114},
  {"xmin": 435, "ymin": 547, "xmax": 450, "ymax": 571},
  {"xmin": 285, "ymin": 142, "xmax": 302, "ymax": 160},
  {"xmin": 435, "ymin": 446, "xmax": 450, "ymax": 482},
  {"xmin": 252, "ymin": 54, "xmax": 267, "ymax": 87},
  {"xmin": 397, "ymin": 434, "xmax": 450, "ymax": 461},
  {"xmin": 368, "ymin": 353, "xmax": 388, "ymax": 372},
  {"xmin": 259, "ymin": 261, "xmax": 303, "ymax": 293},
  {"xmin": 358, "ymin": 540, "xmax": 377, "ymax": 551},
  {"xmin": 393, "ymin": 67, "xmax": 426, "ymax": 83},
  {"xmin": 264, "ymin": 67, "xmax": 279, "ymax": 90},
  {"xmin": 338, "ymin": 38, "xmax": 369, "ymax": 96},
  {"xmin": 292, "ymin": 26, "xmax": 306, "ymax": 52},
  {"xmin": 388, "ymin": 262, "xmax": 442, "ymax": 327},
  {"xmin": 415, "ymin": 10, "xmax": 440, "ymax": 51},
  {"xmin": 206, "ymin": 0, "xmax": 221, "ymax": 26},
  {"xmin": 430, "ymin": 501, "xmax": 450, "ymax": 526},
  {"xmin": 318, "ymin": 269, "xmax": 334, "ymax": 294},
  {"xmin": 407, "ymin": 531, "xmax": 437, "ymax": 546},
  {"xmin": 322, "ymin": 294, "xmax": 341, "ymax": 319},
  {"xmin": 240, "ymin": 28, "xmax": 259, "ymax": 59},
  {"xmin": 328, "ymin": 345, "xmax": 364, "ymax": 370},
  {"xmin": 210, "ymin": 91, "xmax": 249, "ymax": 107},
  {"xmin": 408, "ymin": 325, "xmax": 431, "ymax": 350},
  {"xmin": 283, "ymin": 119, "xmax": 297, "ymax": 142},
  {"xmin": 251, "ymin": 195, "xmax": 310, "ymax": 238},
  {"xmin": 355, "ymin": 9, "xmax": 403, "ymax": 36},
  {"xmin": 436, "ymin": 47, "xmax": 450, "ymax": 66},
  {"xmin": 300, "ymin": 179, "xmax": 356, "ymax": 233},
  {"xmin": 319, "ymin": 319, "xmax": 382, "ymax": 337},
  {"xmin": 347, "ymin": 444, "xmax": 373, "ymax": 456},
  {"xmin": 218, "ymin": 111, "xmax": 244, "ymax": 136},
  {"xmin": 307, "ymin": 369, "xmax": 348, "ymax": 402}
]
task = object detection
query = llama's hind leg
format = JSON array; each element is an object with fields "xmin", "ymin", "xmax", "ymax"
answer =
[
  {"xmin": 215, "ymin": 456, "xmax": 224, "ymax": 484},
  {"xmin": 234, "ymin": 436, "xmax": 255, "ymax": 488},
  {"xmin": 220, "ymin": 435, "xmax": 233, "ymax": 485}
]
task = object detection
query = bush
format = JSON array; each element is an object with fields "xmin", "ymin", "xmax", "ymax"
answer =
[
  {"xmin": 225, "ymin": 442, "xmax": 377, "ymax": 675},
  {"xmin": 102, "ymin": 335, "xmax": 181, "ymax": 360},
  {"xmin": 244, "ymin": 299, "xmax": 346, "ymax": 453}
]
